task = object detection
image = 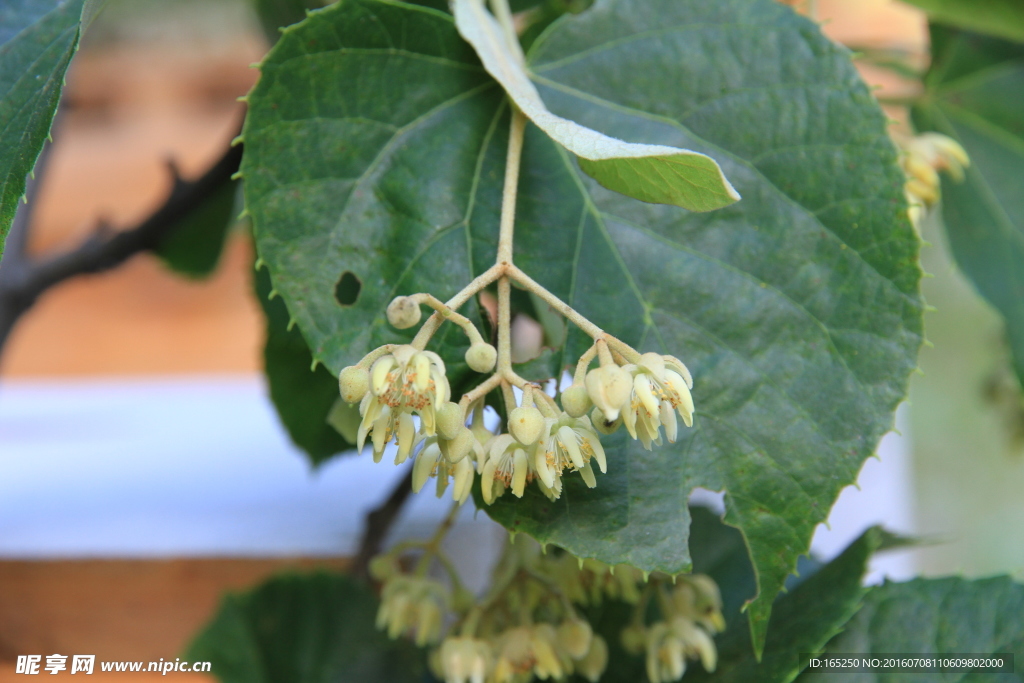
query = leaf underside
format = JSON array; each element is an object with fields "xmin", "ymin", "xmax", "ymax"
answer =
[
  {"xmin": 242, "ymin": 0, "xmax": 923, "ymax": 654},
  {"xmin": 0, "ymin": 0, "xmax": 87, "ymax": 259},
  {"xmin": 913, "ymin": 25, "xmax": 1024, "ymax": 383}
]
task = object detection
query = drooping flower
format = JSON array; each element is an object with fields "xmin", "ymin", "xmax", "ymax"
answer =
[
  {"xmin": 621, "ymin": 353, "xmax": 694, "ymax": 450},
  {"xmin": 491, "ymin": 625, "xmax": 564, "ymax": 682},
  {"xmin": 480, "ymin": 434, "xmax": 535, "ymax": 503},
  {"xmin": 644, "ymin": 617, "xmax": 717, "ymax": 683},
  {"xmin": 356, "ymin": 345, "xmax": 451, "ymax": 462},
  {"xmin": 376, "ymin": 575, "xmax": 448, "ymax": 646},
  {"xmin": 532, "ymin": 414, "xmax": 607, "ymax": 500},
  {"xmin": 437, "ymin": 636, "xmax": 492, "ymax": 683}
]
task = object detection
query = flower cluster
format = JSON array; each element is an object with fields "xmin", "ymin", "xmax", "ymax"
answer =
[
  {"xmin": 373, "ymin": 535, "xmax": 723, "ymax": 683},
  {"xmin": 339, "ymin": 296, "xmax": 696, "ymax": 504}
]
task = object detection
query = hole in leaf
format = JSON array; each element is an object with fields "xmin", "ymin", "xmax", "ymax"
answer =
[{"xmin": 334, "ymin": 271, "xmax": 361, "ymax": 306}]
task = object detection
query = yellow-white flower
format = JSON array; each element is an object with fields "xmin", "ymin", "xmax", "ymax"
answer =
[
  {"xmin": 357, "ymin": 345, "xmax": 451, "ymax": 462},
  {"xmin": 480, "ymin": 434, "xmax": 534, "ymax": 503},
  {"xmin": 438, "ymin": 636, "xmax": 492, "ymax": 683},
  {"xmin": 622, "ymin": 353, "xmax": 694, "ymax": 450},
  {"xmin": 532, "ymin": 414, "xmax": 607, "ymax": 500},
  {"xmin": 376, "ymin": 575, "xmax": 448, "ymax": 646},
  {"xmin": 491, "ymin": 625, "xmax": 564, "ymax": 682},
  {"xmin": 672, "ymin": 575, "xmax": 726, "ymax": 633}
]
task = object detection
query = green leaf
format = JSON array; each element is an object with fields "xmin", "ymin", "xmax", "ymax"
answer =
[
  {"xmin": 913, "ymin": 25, "xmax": 1024, "ymax": 382},
  {"xmin": 250, "ymin": 0, "xmax": 328, "ymax": 44},
  {"xmin": 690, "ymin": 528, "xmax": 893, "ymax": 683},
  {"xmin": 801, "ymin": 575, "xmax": 1024, "ymax": 683},
  {"xmin": 577, "ymin": 506, "xmax": 756, "ymax": 683},
  {"xmin": 452, "ymin": 0, "xmax": 740, "ymax": 212},
  {"xmin": 242, "ymin": 0, "xmax": 923, "ymax": 656},
  {"xmin": 899, "ymin": 0, "xmax": 1024, "ymax": 44},
  {"xmin": 155, "ymin": 179, "xmax": 239, "ymax": 279},
  {"xmin": 0, "ymin": 0, "xmax": 103, "ymax": 259},
  {"xmin": 186, "ymin": 572, "xmax": 428, "ymax": 683},
  {"xmin": 256, "ymin": 263, "xmax": 353, "ymax": 465}
]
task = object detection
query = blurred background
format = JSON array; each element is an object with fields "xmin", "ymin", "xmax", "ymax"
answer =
[{"xmin": 1, "ymin": 0, "xmax": 1022, "ymax": 678}]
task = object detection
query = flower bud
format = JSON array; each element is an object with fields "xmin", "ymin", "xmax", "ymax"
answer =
[
  {"xmin": 576, "ymin": 634, "xmax": 608, "ymax": 682},
  {"xmin": 465, "ymin": 342, "xmax": 497, "ymax": 373},
  {"xmin": 557, "ymin": 618, "xmax": 593, "ymax": 660},
  {"xmin": 339, "ymin": 365, "xmax": 370, "ymax": 403},
  {"xmin": 560, "ymin": 384, "xmax": 592, "ymax": 417},
  {"xmin": 368, "ymin": 554, "xmax": 398, "ymax": 582},
  {"xmin": 508, "ymin": 406, "xmax": 545, "ymax": 445},
  {"xmin": 591, "ymin": 407, "xmax": 622, "ymax": 435},
  {"xmin": 585, "ymin": 365, "xmax": 632, "ymax": 421},
  {"xmin": 386, "ymin": 296, "xmax": 421, "ymax": 329},
  {"xmin": 436, "ymin": 402, "xmax": 465, "ymax": 440},
  {"xmin": 444, "ymin": 427, "xmax": 476, "ymax": 464}
]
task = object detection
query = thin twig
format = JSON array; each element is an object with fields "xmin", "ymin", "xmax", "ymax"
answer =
[
  {"xmin": 0, "ymin": 141, "xmax": 243, "ymax": 363},
  {"xmin": 351, "ymin": 465, "xmax": 415, "ymax": 581}
]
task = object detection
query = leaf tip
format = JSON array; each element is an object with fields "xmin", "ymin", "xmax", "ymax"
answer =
[
  {"xmin": 230, "ymin": 135, "xmax": 244, "ymax": 147},
  {"xmin": 231, "ymin": 171, "xmax": 244, "ymax": 181},
  {"xmin": 254, "ymin": 257, "xmax": 265, "ymax": 270}
]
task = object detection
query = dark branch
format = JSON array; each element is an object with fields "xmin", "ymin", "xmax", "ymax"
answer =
[
  {"xmin": 351, "ymin": 466, "xmax": 414, "ymax": 581},
  {"xmin": 0, "ymin": 141, "xmax": 243, "ymax": 359}
]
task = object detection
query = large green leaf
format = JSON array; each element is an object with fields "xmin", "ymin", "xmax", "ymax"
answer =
[
  {"xmin": 241, "ymin": 0, "xmax": 923, "ymax": 655},
  {"xmin": 0, "ymin": 0, "xmax": 103, "ymax": 259},
  {"xmin": 913, "ymin": 26, "xmax": 1024, "ymax": 383},
  {"xmin": 186, "ymin": 572, "xmax": 427, "ymax": 683},
  {"xmin": 801, "ymin": 576, "xmax": 1024, "ymax": 683},
  {"xmin": 256, "ymin": 264, "xmax": 353, "ymax": 465},
  {"xmin": 899, "ymin": 0, "xmax": 1024, "ymax": 44}
]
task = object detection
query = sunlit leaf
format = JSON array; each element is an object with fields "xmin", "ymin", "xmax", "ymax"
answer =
[{"xmin": 452, "ymin": 0, "xmax": 739, "ymax": 212}]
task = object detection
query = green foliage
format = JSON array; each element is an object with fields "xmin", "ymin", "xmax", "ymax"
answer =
[
  {"xmin": 256, "ymin": 264, "xmax": 353, "ymax": 465},
  {"xmin": 899, "ymin": 0, "xmax": 1024, "ymax": 43},
  {"xmin": 689, "ymin": 528, "xmax": 895, "ymax": 683},
  {"xmin": 185, "ymin": 572, "xmax": 428, "ymax": 683},
  {"xmin": 913, "ymin": 25, "xmax": 1024, "ymax": 382},
  {"xmin": 156, "ymin": 179, "xmax": 239, "ymax": 279},
  {"xmin": 250, "ymin": 0, "xmax": 327, "ymax": 43},
  {"xmin": 801, "ymin": 575, "xmax": 1024, "ymax": 683},
  {"xmin": 0, "ymin": 0, "xmax": 103, "ymax": 259},
  {"xmin": 241, "ymin": 0, "xmax": 922, "ymax": 655}
]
